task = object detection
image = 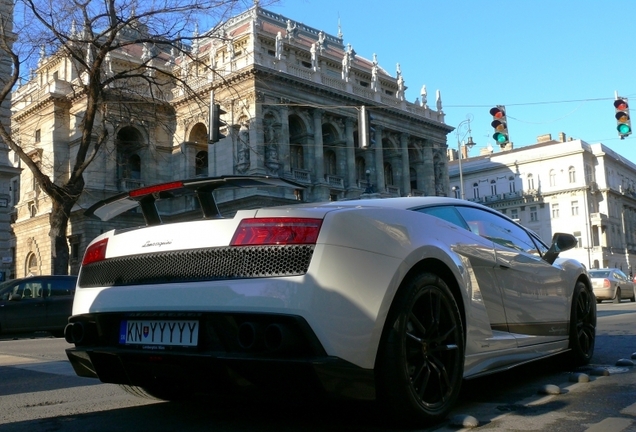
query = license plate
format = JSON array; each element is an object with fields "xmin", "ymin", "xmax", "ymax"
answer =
[{"xmin": 119, "ymin": 320, "xmax": 199, "ymax": 346}]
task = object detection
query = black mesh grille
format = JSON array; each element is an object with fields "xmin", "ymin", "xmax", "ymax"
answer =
[{"xmin": 78, "ymin": 245, "xmax": 315, "ymax": 288}]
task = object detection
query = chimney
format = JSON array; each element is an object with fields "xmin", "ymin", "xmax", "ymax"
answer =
[
  {"xmin": 559, "ymin": 132, "xmax": 566, "ymax": 142},
  {"xmin": 537, "ymin": 134, "xmax": 552, "ymax": 143}
]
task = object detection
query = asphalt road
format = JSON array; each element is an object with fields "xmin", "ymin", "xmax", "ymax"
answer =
[{"xmin": 0, "ymin": 301, "xmax": 635, "ymax": 431}]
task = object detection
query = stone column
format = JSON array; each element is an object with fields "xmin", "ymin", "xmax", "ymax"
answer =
[
  {"xmin": 279, "ymin": 104, "xmax": 290, "ymax": 177},
  {"xmin": 422, "ymin": 142, "xmax": 435, "ymax": 196},
  {"xmin": 249, "ymin": 101, "xmax": 264, "ymax": 173},
  {"xmin": 374, "ymin": 125, "xmax": 385, "ymax": 193},
  {"xmin": 400, "ymin": 133, "xmax": 410, "ymax": 196},
  {"xmin": 313, "ymin": 109, "xmax": 324, "ymax": 183},
  {"xmin": 345, "ymin": 118, "xmax": 356, "ymax": 189}
]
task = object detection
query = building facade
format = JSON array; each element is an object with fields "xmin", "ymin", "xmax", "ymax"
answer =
[
  {"xmin": 9, "ymin": 4, "xmax": 453, "ymax": 276},
  {"xmin": 449, "ymin": 133, "xmax": 636, "ymax": 272},
  {"xmin": 0, "ymin": 0, "xmax": 23, "ymax": 280}
]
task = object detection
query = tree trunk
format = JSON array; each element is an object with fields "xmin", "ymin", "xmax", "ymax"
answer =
[{"xmin": 49, "ymin": 198, "xmax": 74, "ymax": 275}]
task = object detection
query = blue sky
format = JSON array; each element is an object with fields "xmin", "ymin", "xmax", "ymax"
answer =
[{"xmin": 267, "ymin": 0, "xmax": 636, "ymax": 161}]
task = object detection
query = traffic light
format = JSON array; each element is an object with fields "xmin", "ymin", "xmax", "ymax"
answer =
[
  {"xmin": 209, "ymin": 91, "xmax": 227, "ymax": 143},
  {"xmin": 614, "ymin": 97, "xmax": 632, "ymax": 139},
  {"xmin": 489, "ymin": 105, "xmax": 509, "ymax": 146},
  {"xmin": 209, "ymin": 103, "xmax": 227, "ymax": 143},
  {"xmin": 358, "ymin": 105, "xmax": 376, "ymax": 148}
]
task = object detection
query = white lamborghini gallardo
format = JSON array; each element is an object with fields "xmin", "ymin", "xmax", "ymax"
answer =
[{"xmin": 65, "ymin": 176, "xmax": 595, "ymax": 424}]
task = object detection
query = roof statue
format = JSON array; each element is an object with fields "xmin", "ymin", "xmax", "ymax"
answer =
[
  {"xmin": 285, "ymin": 19, "xmax": 297, "ymax": 41},
  {"xmin": 371, "ymin": 53, "xmax": 379, "ymax": 92},
  {"xmin": 420, "ymin": 85, "xmax": 427, "ymax": 107},
  {"xmin": 275, "ymin": 31, "xmax": 283, "ymax": 60}
]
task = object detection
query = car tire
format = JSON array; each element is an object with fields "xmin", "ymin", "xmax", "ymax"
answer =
[
  {"xmin": 568, "ymin": 281, "xmax": 596, "ymax": 366},
  {"xmin": 613, "ymin": 287, "xmax": 622, "ymax": 304},
  {"xmin": 376, "ymin": 272, "xmax": 464, "ymax": 424}
]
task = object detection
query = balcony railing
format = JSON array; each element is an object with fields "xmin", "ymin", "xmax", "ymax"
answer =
[
  {"xmin": 119, "ymin": 178, "xmax": 145, "ymax": 192},
  {"xmin": 386, "ymin": 185, "xmax": 400, "ymax": 196},
  {"xmin": 325, "ymin": 174, "xmax": 344, "ymax": 188},
  {"xmin": 292, "ymin": 169, "xmax": 311, "ymax": 183}
]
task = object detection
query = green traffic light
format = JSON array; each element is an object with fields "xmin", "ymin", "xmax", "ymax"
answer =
[
  {"xmin": 494, "ymin": 132, "xmax": 508, "ymax": 144},
  {"xmin": 618, "ymin": 124, "xmax": 632, "ymax": 135}
]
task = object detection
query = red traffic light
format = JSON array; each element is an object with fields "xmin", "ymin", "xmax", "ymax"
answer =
[
  {"xmin": 490, "ymin": 106, "xmax": 505, "ymax": 119},
  {"xmin": 614, "ymin": 99, "xmax": 629, "ymax": 111}
]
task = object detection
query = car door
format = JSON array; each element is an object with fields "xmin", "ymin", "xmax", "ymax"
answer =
[
  {"xmin": 417, "ymin": 205, "xmax": 514, "ymax": 351},
  {"xmin": 44, "ymin": 277, "xmax": 76, "ymax": 330},
  {"xmin": 1, "ymin": 279, "xmax": 47, "ymax": 332},
  {"xmin": 455, "ymin": 206, "xmax": 570, "ymax": 347}
]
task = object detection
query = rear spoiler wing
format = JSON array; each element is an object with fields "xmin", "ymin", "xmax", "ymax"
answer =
[{"xmin": 85, "ymin": 176, "xmax": 305, "ymax": 225}]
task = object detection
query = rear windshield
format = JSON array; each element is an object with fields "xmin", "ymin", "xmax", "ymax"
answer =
[{"xmin": 588, "ymin": 270, "xmax": 610, "ymax": 278}]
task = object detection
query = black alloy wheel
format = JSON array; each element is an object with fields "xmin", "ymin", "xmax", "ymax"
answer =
[
  {"xmin": 569, "ymin": 281, "xmax": 596, "ymax": 366},
  {"xmin": 377, "ymin": 273, "xmax": 464, "ymax": 424}
]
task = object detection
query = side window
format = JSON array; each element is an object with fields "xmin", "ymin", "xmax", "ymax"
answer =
[
  {"xmin": 417, "ymin": 206, "xmax": 470, "ymax": 230},
  {"xmin": 455, "ymin": 206, "xmax": 539, "ymax": 254},
  {"xmin": 25, "ymin": 281, "xmax": 44, "ymax": 298},
  {"xmin": 615, "ymin": 270, "xmax": 627, "ymax": 282},
  {"xmin": 50, "ymin": 279, "xmax": 76, "ymax": 297}
]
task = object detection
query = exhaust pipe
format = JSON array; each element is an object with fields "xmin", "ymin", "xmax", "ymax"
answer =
[
  {"xmin": 264, "ymin": 323, "xmax": 297, "ymax": 352},
  {"xmin": 64, "ymin": 322, "xmax": 97, "ymax": 345},
  {"xmin": 237, "ymin": 322, "xmax": 264, "ymax": 350}
]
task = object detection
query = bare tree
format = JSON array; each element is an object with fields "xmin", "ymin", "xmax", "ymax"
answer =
[{"xmin": 0, "ymin": 0, "xmax": 267, "ymax": 274}]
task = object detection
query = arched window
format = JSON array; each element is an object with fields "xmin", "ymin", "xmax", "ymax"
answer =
[
  {"xmin": 26, "ymin": 252, "xmax": 38, "ymax": 277},
  {"xmin": 289, "ymin": 116, "xmax": 306, "ymax": 170},
  {"xmin": 195, "ymin": 151, "xmax": 208, "ymax": 177},
  {"xmin": 128, "ymin": 154, "xmax": 141, "ymax": 179},
  {"xmin": 410, "ymin": 167, "xmax": 417, "ymax": 191},
  {"xmin": 569, "ymin": 166, "xmax": 576, "ymax": 183},
  {"xmin": 490, "ymin": 179, "xmax": 497, "ymax": 195},
  {"xmin": 324, "ymin": 150, "xmax": 336, "ymax": 176},
  {"xmin": 508, "ymin": 175, "xmax": 516, "ymax": 193},
  {"xmin": 527, "ymin": 174, "xmax": 535, "ymax": 190},
  {"xmin": 473, "ymin": 182, "xmax": 479, "ymax": 199},
  {"xmin": 384, "ymin": 162, "xmax": 393, "ymax": 186},
  {"xmin": 291, "ymin": 145, "xmax": 304, "ymax": 169},
  {"xmin": 355, "ymin": 157, "xmax": 366, "ymax": 181},
  {"xmin": 549, "ymin": 170, "xmax": 556, "ymax": 187},
  {"xmin": 188, "ymin": 123, "xmax": 208, "ymax": 144},
  {"xmin": 116, "ymin": 126, "xmax": 144, "ymax": 189}
]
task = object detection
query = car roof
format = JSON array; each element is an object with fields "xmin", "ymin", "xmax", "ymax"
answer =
[{"xmin": 280, "ymin": 196, "xmax": 481, "ymax": 211}]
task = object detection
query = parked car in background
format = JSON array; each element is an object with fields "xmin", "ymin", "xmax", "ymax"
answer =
[
  {"xmin": 0, "ymin": 275, "xmax": 77, "ymax": 336},
  {"xmin": 588, "ymin": 268, "xmax": 636, "ymax": 303},
  {"xmin": 65, "ymin": 176, "xmax": 595, "ymax": 425}
]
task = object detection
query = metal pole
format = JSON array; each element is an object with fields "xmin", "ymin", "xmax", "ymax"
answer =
[{"xmin": 455, "ymin": 116, "xmax": 474, "ymax": 200}]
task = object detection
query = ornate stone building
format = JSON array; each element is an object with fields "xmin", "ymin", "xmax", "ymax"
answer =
[
  {"xmin": 10, "ymin": 4, "xmax": 453, "ymax": 276},
  {"xmin": 0, "ymin": 0, "xmax": 22, "ymax": 280}
]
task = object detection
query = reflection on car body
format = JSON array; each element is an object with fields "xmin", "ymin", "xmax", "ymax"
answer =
[{"xmin": 64, "ymin": 176, "xmax": 596, "ymax": 425}]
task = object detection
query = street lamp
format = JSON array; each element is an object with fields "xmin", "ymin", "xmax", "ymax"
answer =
[
  {"xmin": 364, "ymin": 169, "xmax": 374, "ymax": 194},
  {"xmin": 456, "ymin": 115, "xmax": 476, "ymax": 200}
]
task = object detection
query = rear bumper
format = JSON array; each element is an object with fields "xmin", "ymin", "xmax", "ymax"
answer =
[
  {"xmin": 65, "ymin": 311, "xmax": 376, "ymax": 401},
  {"xmin": 593, "ymin": 287, "xmax": 615, "ymax": 300},
  {"xmin": 66, "ymin": 347, "xmax": 375, "ymax": 400}
]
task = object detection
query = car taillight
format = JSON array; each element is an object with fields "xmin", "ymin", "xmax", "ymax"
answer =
[
  {"xmin": 82, "ymin": 238, "xmax": 108, "ymax": 265},
  {"xmin": 603, "ymin": 279, "xmax": 611, "ymax": 288},
  {"xmin": 231, "ymin": 218, "xmax": 322, "ymax": 246}
]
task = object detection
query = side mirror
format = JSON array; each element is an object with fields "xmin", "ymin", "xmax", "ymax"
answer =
[{"xmin": 543, "ymin": 232, "xmax": 578, "ymax": 265}]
